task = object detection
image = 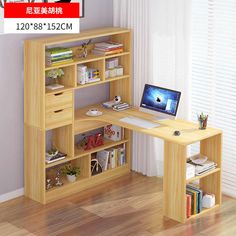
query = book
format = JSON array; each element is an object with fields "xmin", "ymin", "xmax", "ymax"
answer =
[
  {"xmin": 106, "ymin": 148, "xmax": 117, "ymax": 169},
  {"xmin": 187, "ymin": 184, "xmax": 203, "ymax": 213},
  {"xmin": 186, "ymin": 194, "xmax": 192, "ymax": 218},
  {"xmin": 46, "ymin": 84, "xmax": 65, "ymax": 90},
  {"xmin": 117, "ymin": 146, "xmax": 126, "ymax": 166},
  {"xmin": 45, "ymin": 152, "xmax": 67, "ymax": 164},
  {"xmin": 92, "ymin": 48, "xmax": 123, "ymax": 56},
  {"xmin": 104, "ymin": 125, "xmax": 123, "ymax": 141},
  {"xmin": 94, "ymin": 41, "xmax": 123, "ymax": 49},
  {"xmin": 96, "ymin": 150, "xmax": 110, "ymax": 171},
  {"xmin": 186, "ymin": 188, "xmax": 198, "ymax": 214},
  {"xmin": 46, "ymin": 47, "xmax": 73, "ymax": 56}
]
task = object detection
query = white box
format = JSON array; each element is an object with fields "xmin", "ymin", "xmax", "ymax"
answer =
[
  {"xmin": 116, "ymin": 66, "xmax": 124, "ymax": 76},
  {"xmin": 186, "ymin": 163, "xmax": 195, "ymax": 180},
  {"xmin": 105, "ymin": 70, "xmax": 110, "ymax": 79},
  {"xmin": 106, "ymin": 58, "xmax": 119, "ymax": 69},
  {"xmin": 109, "ymin": 68, "xmax": 117, "ymax": 78}
]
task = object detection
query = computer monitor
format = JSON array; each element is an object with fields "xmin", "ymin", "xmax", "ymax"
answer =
[{"xmin": 140, "ymin": 84, "xmax": 181, "ymax": 120}]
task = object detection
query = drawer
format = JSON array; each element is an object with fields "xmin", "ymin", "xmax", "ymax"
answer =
[
  {"xmin": 46, "ymin": 91, "xmax": 73, "ymax": 112},
  {"xmin": 46, "ymin": 107, "xmax": 73, "ymax": 130}
]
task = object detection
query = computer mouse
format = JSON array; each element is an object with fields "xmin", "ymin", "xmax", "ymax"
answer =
[{"xmin": 173, "ymin": 130, "xmax": 181, "ymax": 136}]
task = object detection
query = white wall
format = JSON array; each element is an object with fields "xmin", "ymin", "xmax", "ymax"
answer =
[{"xmin": 0, "ymin": 0, "xmax": 113, "ymax": 196}]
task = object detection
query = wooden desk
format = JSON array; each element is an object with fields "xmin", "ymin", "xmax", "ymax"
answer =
[{"xmin": 75, "ymin": 104, "xmax": 222, "ymax": 223}]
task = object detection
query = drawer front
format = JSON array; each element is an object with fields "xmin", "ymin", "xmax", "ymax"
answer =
[
  {"xmin": 46, "ymin": 91, "xmax": 73, "ymax": 112},
  {"xmin": 46, "ymin": 107, "xmax": 73, "ymax": 130}
]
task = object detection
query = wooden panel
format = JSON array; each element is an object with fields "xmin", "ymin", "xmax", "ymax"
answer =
[
  {"xmin": 200, "ymin": 134, "xmax": 222, "ymax": 205},
  {"xmin": 53, "ymin": 125, "xmax": 74, "ymax": 158},
  {"xmin": 24, "ymin": 124, "xmax": 45, "ymax": 203},
  {"xmin": 24, "ymin": 41, "xmax": 45, "ymax": 129},
  {"xmin": 60, "ymin": 65, "xmax": 77, "ymax": 87},
  {"xmin": 72, "ymin": 155, "xmax": 90, "ymax": 178},
  {"xmin": 29, "ymin": 27, "xmax": 131, "ymax": 46},
  {"xmin": 110, "ymin": 78, "xmax": 132, "ymax": 104},
  {"xmin": 46, "ymin": 107, "xmax": 73, "ymax": 130},
  {"xmin": 111, "ymin": 32, "xmax": 131, "ymax": 52},
  {"xmin": 163, "ymin": 141, "xmax": 187, "ymax": 223},
  {"xmin": 46, "ymin": 90, "xmax": 73, "ymax": 112},
  {"xmin": 86, "ymin": 59, "xmax": 105, "ymax": 82},
  {"xmin": 74, "ymin": 120, "xmax": 109, "ymax": 134}
]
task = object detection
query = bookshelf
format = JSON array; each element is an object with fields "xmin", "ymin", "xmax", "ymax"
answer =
[{"xmin": 24, "ymin": 27, "xmax": 132, "ymax": 204}]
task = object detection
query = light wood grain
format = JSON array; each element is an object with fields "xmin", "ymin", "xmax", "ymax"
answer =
[
  {"xmin": 163, "ymin": 141, "xmax": 187, "ymax": 223},
  {"xmin": 24, "ymin": 41, "xmax": 45, "ymax": 129},
  {"xmin": 28, "ymin": 27, "xmax": 131, "ymax": 46},
  {"xmin": 46, "ymin": 90, "xmax": 73, "ymax": 112},
  {"xmin": 24, "ymin": 124, "xmax": 45, "ymax": 204},
  {"xmin": 45, "ymin": 107, "xmax": 73, "ymax": 130},
  {"xmin": 200, "ymin": 134, "xmax": 222, "ymax": 205}
]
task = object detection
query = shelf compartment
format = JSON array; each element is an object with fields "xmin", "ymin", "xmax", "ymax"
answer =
[
  {"xmin": 45, "ymin": 52, "xmax": 130, "ymax": 71},
  {"xmin": 186, "ymin": 168, "xmax": 221, "ymax": 184},
  {"xmin": 187, "ymin": 204, "xmax": 220, "ymax": 221},
  {"xmin": 45, "ymin": 164, "xmax": 129, "ymax": 203},
  {"xmin": 45, "ymin": 65, "xmax": 77, "ymax": 93},
  {"xmin": 75, "ymin": 139, "xmax": 129, "ymax": 158}
]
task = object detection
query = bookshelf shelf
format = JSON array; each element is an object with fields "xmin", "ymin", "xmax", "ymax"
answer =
[
  {"xmin": 45, "ymin": 86, "xmax": 74, "ymax": 95},
  {"xmin": 74, "ymin": 139, "xmax": 129, "ymax": 158},
  {"xmin": 45, "ymin": 52, "xmax": 131, "ymax": 71},
  {"xmin": 75, "ymin": 75, "xmax": 129, "ymax": 90},
  {"xmin": 186, "ymin": 168, "xmax": 221, "ymax": 184},
  {"xmin": 188, "ymin": 204, "xmax": 220, "ymax": 220},
  {"xmin": 45, "ymin": 156, "xmax": 74, "ymax": 169}
]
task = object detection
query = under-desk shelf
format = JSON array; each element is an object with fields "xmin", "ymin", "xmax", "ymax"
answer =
[{"xmin": 186, "ymin": 168, "xmax": 221, "ymax": 184}]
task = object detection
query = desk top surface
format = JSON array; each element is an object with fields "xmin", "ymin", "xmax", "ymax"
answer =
[{"xmin": 75, "ymin": 105, "xmax": 222, "ymax": 146}]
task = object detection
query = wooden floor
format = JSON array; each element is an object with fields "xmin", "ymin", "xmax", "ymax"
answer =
[{"xmin": 1, "ymin": 173, "xmax": 236, "ymax": 236}]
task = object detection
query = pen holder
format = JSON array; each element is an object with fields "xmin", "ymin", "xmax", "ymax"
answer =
[{"xmin": 198, "ymin": 113, "xmax": 208, "ymax": 130}]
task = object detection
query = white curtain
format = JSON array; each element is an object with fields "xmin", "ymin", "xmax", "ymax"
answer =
[{"xmin": 113, "ymin": 0, "xmax": 191, "ymax": 176}]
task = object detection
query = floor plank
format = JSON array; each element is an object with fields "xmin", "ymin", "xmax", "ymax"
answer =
[{"xmin": 0, "ymin": 173, "xmax": 236, "ymax": 236}]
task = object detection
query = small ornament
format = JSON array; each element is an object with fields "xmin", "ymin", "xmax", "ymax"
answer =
[
  {"xmin": 54, "ymin": 169, "xmax": 63, "ymax": 187},
  {"xmin": 46, "ymin": 178, "xmax": 53, "ymax": 190}
]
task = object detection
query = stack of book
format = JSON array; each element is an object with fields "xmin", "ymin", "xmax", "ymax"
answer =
[
  {"xmin": 96, "ymin": 145, "xmax": 126, "ymax": 171},
  {"xmin": 188, "ymin": 158, "xmax": 217, "ymax": 176},
  {"xmin": 92, "ymin": 42, "xmax": 124, "ymax": 56},
  {"xmin": 46, "ymin": 47, "xmax": 73, "ymax": 66},
  {"xmin": 186, "ymin": 184, "xmax": 203, "ymax": 218},
  {"xmin": 77, "ymin": 65, "xmax": 101, "ymax": 85}
]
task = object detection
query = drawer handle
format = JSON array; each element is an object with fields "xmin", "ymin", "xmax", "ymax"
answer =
[
  {"xmin": 54, "ymin": 92, "xmax": 63, "ymax": 96},
  {"xmin": 54, "ymin": 109, "xmax": 63, "ymax": 113}
]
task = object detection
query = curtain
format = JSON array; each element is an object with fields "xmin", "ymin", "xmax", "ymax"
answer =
[
  {"xmin": 192, "ymin": 0, "xmax": 236, "ymax": 197},
  {"xmin": 113, "ymin": 0, "xmax": 191, "ymax": 176}
]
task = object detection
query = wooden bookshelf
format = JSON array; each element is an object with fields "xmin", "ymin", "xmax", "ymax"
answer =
[
  {"xmin": 24, "ymin": 27, "xmax": 132, "ymax": 204},
  {"xmin": 24, "ymin": 27, "xmax": 222, "ymax": 224}
]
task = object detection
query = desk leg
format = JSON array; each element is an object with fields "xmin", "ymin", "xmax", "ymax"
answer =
[{"xmin": 163, "ymin": 141, "xmax": 187, "ymax": 223}]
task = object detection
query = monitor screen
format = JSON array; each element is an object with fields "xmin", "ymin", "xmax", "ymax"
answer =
[{"xmin": 140, "ymin": 84, "xmax": 181, "ymax": 116}]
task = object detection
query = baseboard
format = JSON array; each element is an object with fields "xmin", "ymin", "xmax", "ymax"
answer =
[{"xmin": 0, "ymin": 188, "xmax": 24, "ymax": 203}]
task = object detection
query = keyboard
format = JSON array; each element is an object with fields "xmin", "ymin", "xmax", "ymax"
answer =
[{"xmin": 119, "ymin": 116, "xmax": 160, "ymax": 129}]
